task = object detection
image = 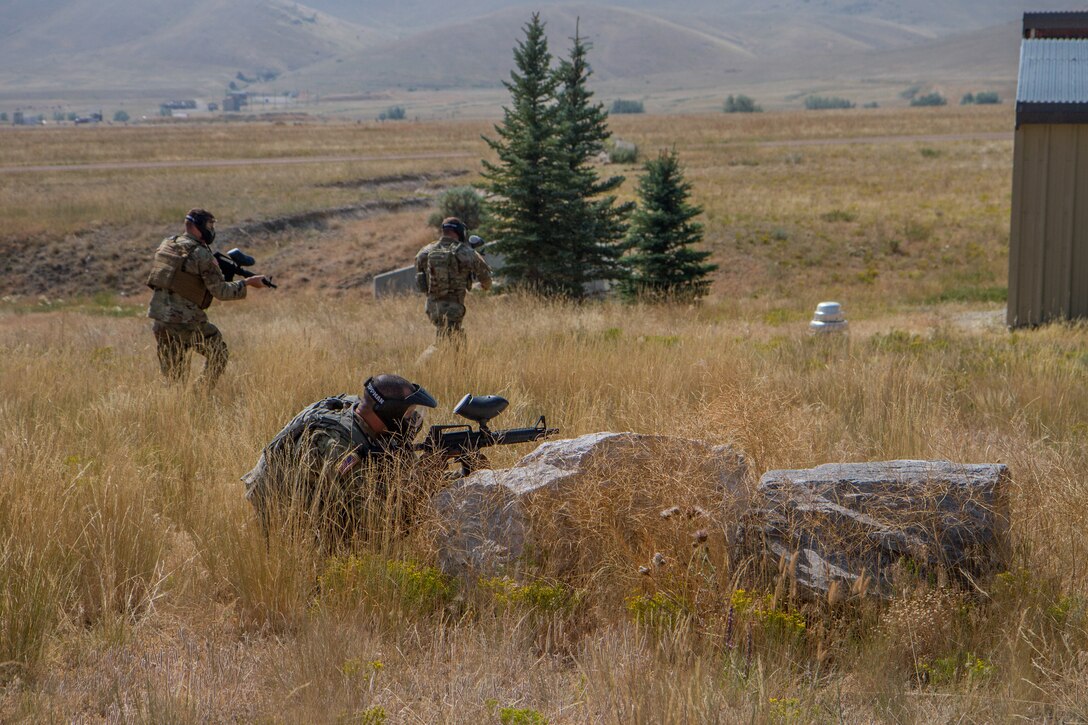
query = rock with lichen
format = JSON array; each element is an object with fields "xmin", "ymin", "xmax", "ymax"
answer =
[
  {"xmin": 431, "ymin": 432, "xmax": 749, "ymax": 581},
  {"xmin": 737, "ymin": 460, "xmax": 1010, "ymax": 600}
]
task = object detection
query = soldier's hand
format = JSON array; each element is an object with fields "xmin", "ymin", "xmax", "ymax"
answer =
[{"xmin": 244, "ymin": 275, "xmax": 270, "ymax": 288}]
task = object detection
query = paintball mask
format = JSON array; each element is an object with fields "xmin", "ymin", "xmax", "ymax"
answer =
[
  {"xmin": 185, "ymin": 208, "xmax": 216, "ymax": 245},
  {"xmin": 364, "ymin": 376, "xmax": 438, "ymax": 438},
  {"xmin": 440, "ymin": 217, "xmax": 467, "ymax": 242}
]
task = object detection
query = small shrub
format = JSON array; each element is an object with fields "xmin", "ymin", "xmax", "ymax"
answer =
[
  {"xmin": 918, "ymin": 652, "xmax": 994, "ymax": 685},
  {"xmin": 804, "ymin": 96, "xmax": 854, "ymax": 110},
  {"xmin": 385, "ymin": 559, "xmax": 456, "ymax": 610},
  {"xmin": 730, "ymin": 589, "xmax": 806, "ymax": 642},
  {"xmin": 919, "ymin": 147, "xmax": 942, "ymax": 158},
  {"xmin": 606, "ymin": 139, "xmax": 639, "ymax": 164},
  {"xmin": 113, "ymin": 110, "xmax": 129, "ymax": 122},
  {"xmin": 480, "ymin": 576, "xmax": 582, "ymax": 613},
  {"xmin": 318, "ymin": 554, "xmax": 456, "ymax": 613},
  {"xmin": 910, "ymin": 92, "xmax": 946, "ymax": 107},
  {"xmin": 626, "ymin": 591, "xmax": 686, "ymax": 627},
  {"xmin": 426, "ymin": 186, "xmax": 485, "ymax": 230},
  {"xmin": 378, "ymin": 105, "xmax": 406, "ymax": 121},
  {"xmin": 863, "ymin": 101, "xmax": 880, "ymax": 108},
  {"xmin": 974, "ymin": 91, "xmax": 1000, "ymax": 104},
  {"xmin": 820, "ymin": 209, "xmax": 857, "ymax": 223},
  {"xmin": 723, "ymin": 94, "xmax": 762, "ymax": 113},
  {"xmin": 900, "ymin": 85, "xmax": 922, "ymax": 100},
  {"xmin": 499, "ymin": 707, "xmax": 548, "ymax": 725},
  {"xmin": 610, "ymin": 99, "xmax": 644, "ymax": 114}
]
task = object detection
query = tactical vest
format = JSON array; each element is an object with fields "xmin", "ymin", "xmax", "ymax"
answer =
[
  {"xmin": 426, "ymin": 240, "xmax": 464, "ymax": 298},
  {"xmin": 266, "ymin": 395, "xmax": 375, "ymax": 457},
  {"xmin": 146, "ymin": 236, "xmax": 213, "ymax": 309}
]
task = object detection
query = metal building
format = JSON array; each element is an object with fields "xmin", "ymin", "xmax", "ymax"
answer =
[{"xmin": 1008, "ymin": 12, "xmax": 1088, "ymax": 326}]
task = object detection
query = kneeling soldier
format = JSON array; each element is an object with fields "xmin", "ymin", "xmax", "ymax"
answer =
[{"xmin": 242, "ymin": 374, "xmax": 439, "ymax": 544}]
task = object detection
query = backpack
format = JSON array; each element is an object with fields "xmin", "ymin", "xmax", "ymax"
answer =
[
  {"xmin": 265, "ymin": 395, "xmax": 373, "ymax": 456},
  {"xmin": 146, "ymin": 235, "xmax": 212, "ymax": 309},
  {"xmin": 426, "ymin": 240, "xmax": 464, "ymax": 297}
]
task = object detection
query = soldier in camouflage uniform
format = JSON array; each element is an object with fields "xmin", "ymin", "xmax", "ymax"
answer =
[
  {"xmin": 242, "ymin": 374, "xmax": 438, "ymax": 542},
  {"xmin": 415, "ymin": 217, "xmax": 492, "ymax": 340},
  {"xmin": 146, "ymin": 209, "xmax": 269, "ymax": 389}
]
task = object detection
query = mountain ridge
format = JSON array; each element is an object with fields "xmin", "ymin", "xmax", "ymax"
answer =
[{"xmin": 0, "ymin": 0, "xmax": 1069, "ymax": 112}]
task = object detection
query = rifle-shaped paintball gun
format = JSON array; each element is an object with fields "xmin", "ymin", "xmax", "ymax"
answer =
[
  {"xmin": 416, "ymin": 394, "xmax": 558, "ymax": 476},
  {"xmin": 214, "ymin": 248, "xmax": 277, "ymax": 288}
]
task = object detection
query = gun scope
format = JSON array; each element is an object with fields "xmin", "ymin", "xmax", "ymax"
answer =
[{"xmin": 454, "ymin": 394, "xmax": 508, "ymax": 425}]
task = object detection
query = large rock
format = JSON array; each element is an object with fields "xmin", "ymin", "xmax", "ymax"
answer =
[
  {"xmin": 738, "ymin": 460, "xmax": 1010, "ymax": 599},
  {"xmin": 431, "ymin": 432, "xmax": 749, "ymax": 580}
]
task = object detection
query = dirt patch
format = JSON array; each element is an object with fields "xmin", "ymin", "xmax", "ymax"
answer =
[
  {"xmin": 316, "ymin": 169, "xmax": 469, "ymax": 190},
  {"xmin": 0, "ymin": 197, "xmax": 440, "ymax": 300}
]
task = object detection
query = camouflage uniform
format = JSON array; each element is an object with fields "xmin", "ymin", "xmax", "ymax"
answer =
[
  {"xmin": 146, "ymin": 233, "xmax": 247, "ymax": 387},
  {"xmin": 241, "ymin": 395, "xmax": 408, "ymax": 541},
  {"xmin": 415, "ymin": 232, "xmax": 492, "ymax": 339}
]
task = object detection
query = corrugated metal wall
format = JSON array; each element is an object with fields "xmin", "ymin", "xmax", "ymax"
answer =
[{"xmin": 1008, "ymin": 124, "xmax": 1088, "ymax": 326}]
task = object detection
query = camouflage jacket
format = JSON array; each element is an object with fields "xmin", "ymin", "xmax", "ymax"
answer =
[
  {"xmin": 415, "ymin": 234, "xmax": 492, "ymax": 304},
  {"xmin": 241, "ymin": 395, "xmax": 387, "ymax": 507},
  {"xmin": 147, "ymin": 233, "xmax": 247, "ymax": 326}
]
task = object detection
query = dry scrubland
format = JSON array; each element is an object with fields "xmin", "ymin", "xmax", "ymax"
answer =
[{"xmin": 2, "ymin": 106, "xmax": 1088, "ymax": 722}]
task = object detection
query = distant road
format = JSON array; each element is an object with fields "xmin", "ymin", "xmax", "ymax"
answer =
[
  {"xmin": 0, "ymin": 133, "xmax": 1012, "ymax": 174},
  {"xmin": 749, "ymin": 131, "xmax": 1012, "ymax": 148},
  {"xmin": 0, "ymin": 151, "xmax": 478, "ymax": 174}
]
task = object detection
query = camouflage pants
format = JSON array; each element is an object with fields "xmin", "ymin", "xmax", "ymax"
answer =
[
  {"xmin": 152, "ymin": 320, "xmax": 229, "ymax": 389},
  {"xmin": 425, "ymin": 298, "xmax": 466, "ymax": 340}
]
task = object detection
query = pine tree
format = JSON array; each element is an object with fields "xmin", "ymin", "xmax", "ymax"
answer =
[
  {"xmin": 552, "ymin": 24, "xmax": 633, "ymax": 296},
  {"xmin": 480, "ymin": 13, "xmax": 567, "ymax": 292},
  {"xmin": 623, "ymin": 150, "xmax": 717, "ymax": 301}
]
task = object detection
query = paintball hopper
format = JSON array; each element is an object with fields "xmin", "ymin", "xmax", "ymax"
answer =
[
  {"xmin": 454, "ymin": 394, "xmax": 508, "ymax": 426},
  {"xmin": 468, "ymin": 235, "xmax": 485, "ymax": 250},
  {"xmin": 225, "ymin": 248, "xmax": 255, "ymax": 267}
]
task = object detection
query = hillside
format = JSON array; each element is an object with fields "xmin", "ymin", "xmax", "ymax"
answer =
[
  {"xmin": 0, "ymin": 0, "xmax": 378, "ymax": 96},
  {"xmin": 0, "ymin": 0, "xmax": 1073, "ymax": 109}
]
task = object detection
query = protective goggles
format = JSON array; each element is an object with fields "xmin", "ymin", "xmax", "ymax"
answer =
[{"xmin": 364, "ymin": 377, "xmax": 438, "ymax": 431}]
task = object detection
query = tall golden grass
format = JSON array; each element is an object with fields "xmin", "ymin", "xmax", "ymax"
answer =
[
  {"xmin": 2, "ymin": 105, "xmax": 1086, "ymax": 721},
  {"xmin": 1, "ymin": 288, "xmax": 1086, "ymax": 721}
]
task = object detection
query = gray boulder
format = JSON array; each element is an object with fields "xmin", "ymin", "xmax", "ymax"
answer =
[
  {"xmin": 738, "ymin": 460, "xmax": 1010, "ymax": 599},
  {"xmin": 431, "ymin": 432, "xmax": 749, "ymax": 580}
]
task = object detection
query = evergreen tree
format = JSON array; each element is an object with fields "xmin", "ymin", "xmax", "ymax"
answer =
[
  {"xmin": 623, "ymin": 150, "xmax": 717, "ymax": 301},
  {"xmin": 552, "ymin": 24, "xmax": 633, "ymax": 296},
  {"xmin": 480, "ymin": 13, "xmax": 567, "ymax": 291}
]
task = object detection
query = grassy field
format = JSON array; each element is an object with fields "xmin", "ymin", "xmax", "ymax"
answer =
[{"xmin": 3, "ymin": 105, "xmax": 1087, "ymax": 723}]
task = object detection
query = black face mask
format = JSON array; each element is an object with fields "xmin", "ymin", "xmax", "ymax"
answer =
[{"xmin": 186, "ymin": 214, "xmax": 216, "ymax": 245}]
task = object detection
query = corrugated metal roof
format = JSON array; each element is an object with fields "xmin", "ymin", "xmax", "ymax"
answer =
[
  {"xmin": 1018, "ymin": 39, "xmax": 1088, "ymax": 104},
  {"xmin": 1024, "ymin": 11, "xmax": 1088, "ymax": 38}
]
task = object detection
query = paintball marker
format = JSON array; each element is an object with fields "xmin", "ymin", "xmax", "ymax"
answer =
[
  {"xmin": 416, "ymin": 394, "xmax": 558, "ymax": 476},
  {"xmin": 214, "ymin": 248, "xmax": 277, "ymax": 288}
]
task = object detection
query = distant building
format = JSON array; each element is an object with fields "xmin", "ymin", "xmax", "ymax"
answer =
[
  {"xmin": 222, "ymin": 92, "xmax": 249, "ymax": 112},
  {"xmin": 1008, "ymin": 11, "xmax": 1088, "ymax": 326}
]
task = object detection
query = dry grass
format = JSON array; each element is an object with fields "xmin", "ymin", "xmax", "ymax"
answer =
[
  {"xmin": 3, "ymin": 106, "xmax": 1087, "ymax": 722},
  {"xmin": 1, "ymin": 291, "xmax": 1086, "ymax": 722}
]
